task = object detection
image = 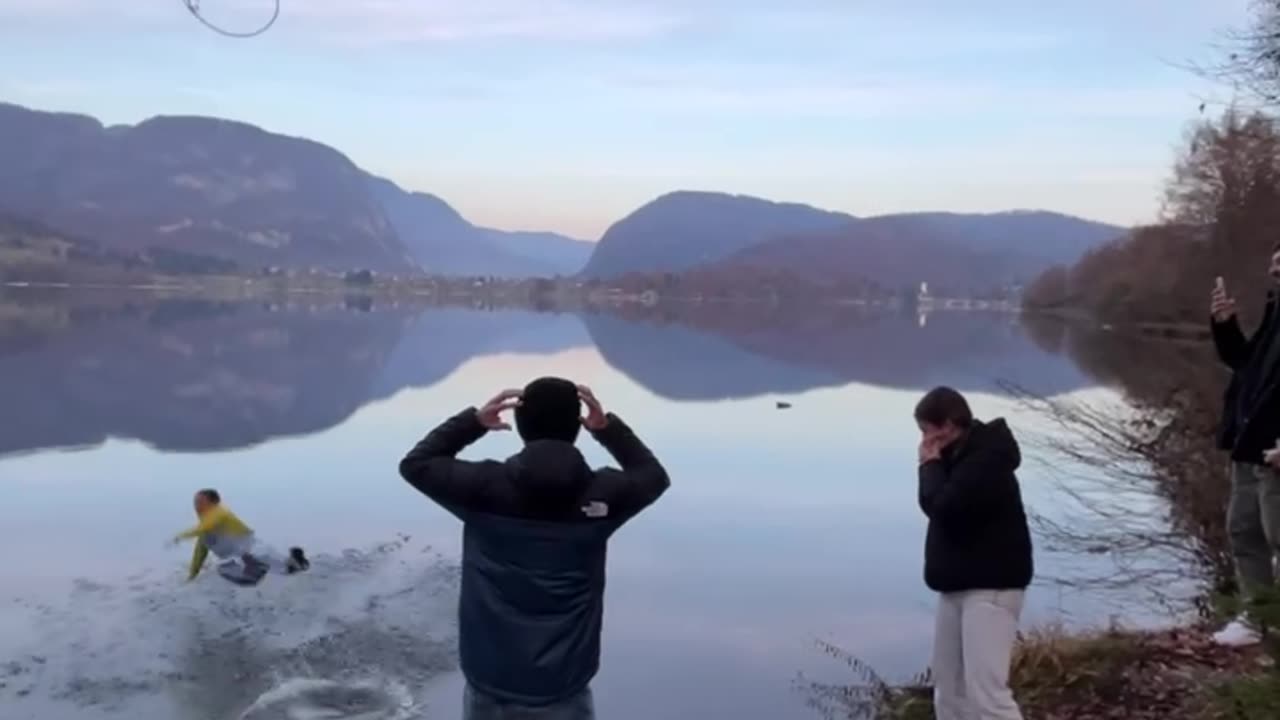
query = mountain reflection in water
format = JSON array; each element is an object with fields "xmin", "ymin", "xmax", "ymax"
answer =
[{"xmin": 0, "ymin": 294, "xmax": 1092, "ymax": 457}]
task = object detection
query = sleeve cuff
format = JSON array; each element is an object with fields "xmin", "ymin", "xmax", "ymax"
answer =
[
  {"xmin": 457, "ymin": 407, "xmax": 489, "ymax": 433},
  {"xmin": 589, "ymin": 412, "xmax": 626, "ymax": 437}
]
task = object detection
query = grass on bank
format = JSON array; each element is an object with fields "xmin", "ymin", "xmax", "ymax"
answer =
[{"xmin": 801, "ymin": 624, "xmax": 1277, "ymax": 720}]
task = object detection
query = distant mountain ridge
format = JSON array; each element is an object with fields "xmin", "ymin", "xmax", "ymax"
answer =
[
  {"xmin": 858, "ymin": 210, "xmax": 1125, "ymax": 265},
  {"xmin": 582, "ymin": 191, "xmax": 1126, "ymax": 293},
  {"xmin": 0, "ymin": 102, "xmax": 589, "ymax": 277},
  {"xmin": 581, "ymin": 191, "xmax": 856, "ymax": 277},
  {"xmin": 716, "ymin": 209, "xmax": 1125, "ymax": 294},
  {"xmin": 0, "ymin": 103, "xmax": 415, "ymax": 272},
  {"xmin": 1, "ymin": 101, "xmax": 1124, "ymax": 285},
  {"xmin": 366, "ymin": 176, "xmax": 590, "ymax": 277}
]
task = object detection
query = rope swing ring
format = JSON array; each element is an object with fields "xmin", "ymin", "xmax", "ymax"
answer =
[{"xmin": 181, "ymin": 0, "xmax": 280, "ymax": 39}]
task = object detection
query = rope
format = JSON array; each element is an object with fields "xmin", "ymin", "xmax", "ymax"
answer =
[{"xmin": 181, "ymin": 0, "xmax": 280, "ymax": 38}]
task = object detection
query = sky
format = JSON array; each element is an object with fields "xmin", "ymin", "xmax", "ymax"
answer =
[{"xmin": 0, "ymin": 0, "xmax": 1257, "ymax": 239}]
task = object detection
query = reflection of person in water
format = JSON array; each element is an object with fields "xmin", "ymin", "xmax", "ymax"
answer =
[
  {"xmin": 399, "ymin": 378, "xmax": 670, "ymax": 720},
  {"xmin": 1210, "ymin": 246, "xmax": 1280, "ymax": 648},
  {"xmin": 171, "ymin": 489, "xmax": 310, "ymax": 586},
  {"xmin": 915, "ymin": 387, "xmax": 1033, "ymax": 720}
]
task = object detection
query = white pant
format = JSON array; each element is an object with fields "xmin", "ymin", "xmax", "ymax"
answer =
[
  {"xmin": 205, "ymin": 532, "xmax": 290, "ymax": 573},
  {"xmin": 932, "ymin": 589, "xmax": 1024, "ymax": 720}
]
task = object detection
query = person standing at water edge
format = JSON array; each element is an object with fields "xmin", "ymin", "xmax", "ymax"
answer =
[
  {"xmin": 1209, "ymin": 246, "xmax": 1280, "ymax": 647},
  {"xmin": 916, "ymin": 387, "xmax": 1033, "ymax": 720},
  {"xmin": 399, "ymin": 378, "xmax": 670, "ymax": 720},
  {"xmin": 170, "ymin": 489, "xmax": 310, "ymax": 586}
]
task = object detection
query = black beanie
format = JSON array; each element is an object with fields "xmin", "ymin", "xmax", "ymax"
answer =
[{"xmin": 515, "ymin": 377, "xmax": 582, "ymax": 444}]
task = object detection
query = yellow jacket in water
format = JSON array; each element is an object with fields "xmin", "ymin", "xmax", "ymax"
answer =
[{"xmin": 173, "ymin": 504, "xmax": 255, "ymax": 581}]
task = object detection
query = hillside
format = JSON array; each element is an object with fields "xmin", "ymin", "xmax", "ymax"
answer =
[
  {"xmin": 365, "ymin": 176, "xmax": 590, "ymax": 277},
  {"xmin": 0, "ymin": 102, "xmax": 415, "ymax": 273},
  {"xmin": 0, "ymin": 211, "xmax": 244, "ymax": 283},
  {"xmin": 482, "ymin": 229, "xmax": 593, "ymax": 277},
  {"xmin": 0, "ymin": 102, "xmax": 590, "ymax": 278},
  {"xmin": 579, "ymin": 191, "xmax": 1124, "ymax": 291},
  {"xmin": 580, "ymin": 191, "xmax": 856, "ymax": 277},
  {"xmin": 0, "ymin": 213, "xmax": 106, "ymax": 265},
  {"xmin": 717, "ymin": 211, "xmax": 1125, "ymax": 294},
  {"xmin": 858, "ymin": 210, "xmax": 1126, "ymax": 266}
]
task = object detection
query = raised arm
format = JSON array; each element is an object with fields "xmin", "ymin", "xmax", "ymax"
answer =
[
  {"xmin": 399, "ymin": 390, "xmax": 519, "ymax": 518},
  {"xmin": 918, "ymin": 448, "xmax": 1010, "ymax": 526},
  {"xmin": 578, "ymin": 386, "xmax": 669, "ymax": 523},
  {"xmin": 1211, "ymin": 280, "xmax": 1251, "ymax": 370},
  {"xmin": 590, "ymin": 414, "xmax": 670, "ymax": 520},
  {"xmin": 1211, "ymin": 315, "xmax": 1251, "ymax": 370}
]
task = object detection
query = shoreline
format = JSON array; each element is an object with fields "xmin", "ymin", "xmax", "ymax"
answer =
[{"xmin": 806, "ymin": 624, "xmax": 1275, "ymax": 720}]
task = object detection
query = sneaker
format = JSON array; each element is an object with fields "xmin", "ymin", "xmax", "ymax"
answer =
[
  {"xmin": 1212, "ymin": 616, "xmax": 1262, "ymax": 647},
  {"xmin": 287, "ymin": 547, "xmax": 310, "ymax": 574}
]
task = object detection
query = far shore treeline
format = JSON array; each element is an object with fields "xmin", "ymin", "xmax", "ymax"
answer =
[{"xmin": 1023, "ymin": 109, "xmax": 1280, "ymax": 327}]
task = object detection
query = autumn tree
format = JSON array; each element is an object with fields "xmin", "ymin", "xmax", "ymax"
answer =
[
  {"xmin": 1214, "ymin": 0, "xmax": 1280, "ymax": 106},
  {"xmin": 1025, "ymin": 109, "xmax": 1280, "ymax": 324},
  {"xmin": 1021, "ymin": 264, "xmax": 1071, "ymax": 309}
]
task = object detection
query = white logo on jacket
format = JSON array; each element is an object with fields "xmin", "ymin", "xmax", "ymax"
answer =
[{"xmin": 581, "ymin": 501, "xmax": 609, "ymax": 518}]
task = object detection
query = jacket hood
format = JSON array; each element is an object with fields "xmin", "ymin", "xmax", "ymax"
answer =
[
  {"xmin": 962, "ymin": 418, "xmax": 1021, "ymax": 472},
  {"xmin": 508, "ymin": 440, "xmax": 593, "ymax": 509}
]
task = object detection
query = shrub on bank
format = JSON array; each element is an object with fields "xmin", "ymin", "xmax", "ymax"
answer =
[{"xmin": 801, "ymin": 626, "xmax": 1275, "ymax": 720}]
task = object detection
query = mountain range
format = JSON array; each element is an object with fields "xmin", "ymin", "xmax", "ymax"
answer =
[
  {"xmin": 0, "ymin": 101, "xmax": 1126, "ymax": 288},
  {"xmin": 585, "ymin": 193, "xmax": 1125, "ymax": 293},
  {"xmin": 0, "ymin": 102, "xmax": 589, "ymax": 278}
]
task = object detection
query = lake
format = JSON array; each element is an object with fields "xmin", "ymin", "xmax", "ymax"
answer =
[{"xmin": 0, "ymin": 294, "xmax": 1169, "ymax": 720}]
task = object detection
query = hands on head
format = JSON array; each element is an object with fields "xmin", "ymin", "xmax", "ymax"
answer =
[
  {"xmin": 1212, "ymin": 276, "xmax": 1237, "ymax": 322},
  {"xmin": 577, "ymin": 385, "xmax": 608, "ymax": 431},
  {"xmin": 476, "ymin": 389, "xmax": 523, "ymax": 431},
  {"xmin": 475, "ymin": 384, "xmax": 609, "ymax": 432}
]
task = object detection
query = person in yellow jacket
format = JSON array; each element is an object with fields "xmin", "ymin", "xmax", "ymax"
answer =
[{"xmin": 171, "ymin": 488, "xmax": 310, "ymax": 586}]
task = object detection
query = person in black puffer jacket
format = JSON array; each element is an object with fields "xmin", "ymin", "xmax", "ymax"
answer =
[
  {"xmin": 399, "ymin": 378, "xmax": 669, "ymax": 720},
  {"xmin": 915, "ymin": 386, "xmax": 1033, "ymax": 720},
  {"xmin": 1208, "ymin": 246, "xmax": 1280, "ymax": 648}
]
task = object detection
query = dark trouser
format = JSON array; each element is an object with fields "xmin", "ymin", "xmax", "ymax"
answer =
[
  {"xmin": 1228, "ymin": 462, "xmax": 1280, "ymax": 603},
  {"xmin": 462, "ymin": 685, "xmax": 595, "ymax": 720}
]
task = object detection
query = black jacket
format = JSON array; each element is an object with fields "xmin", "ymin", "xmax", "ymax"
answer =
[
  {"xmin": 1212, "ymin": 292, "xmax": 1280, "ymax": 464},
  {"xmin": 399, "ymin": 409, "xmax": 670, "ymax": 706},
  {"xmin": 918, "ymin": 419, "xmax": 1033, "ymax": 594}
]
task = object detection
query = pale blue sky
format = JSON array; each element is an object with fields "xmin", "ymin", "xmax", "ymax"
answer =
[{"xmin": 0, "ymin": 0, "xmax": 1253, "ymax": 238}]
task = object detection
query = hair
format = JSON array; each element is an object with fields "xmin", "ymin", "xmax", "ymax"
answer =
[
  {"xmin": 914, "ymin": 386, "xmax": 974, "ymax": 429},
  {"xmin": 196, "ymin": 488, "xmax": 221, "ymax": 505},
  {"xmin": 514, "ymin": 377, "xmax": 582, "ymax": 444}
]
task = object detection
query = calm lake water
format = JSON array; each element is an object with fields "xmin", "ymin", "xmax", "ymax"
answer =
[{"xmin": 0, "ymin": 296, "xmax": 1166, "ymax": 720}]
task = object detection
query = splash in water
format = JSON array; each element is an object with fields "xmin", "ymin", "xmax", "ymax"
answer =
[
  {"xmin": 238, "ymin": 677, "xmax": 415, "ymax": 720},
  {"xmin": 1, "ymin": 535, "xmax": 459, "ymax": 720}
]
